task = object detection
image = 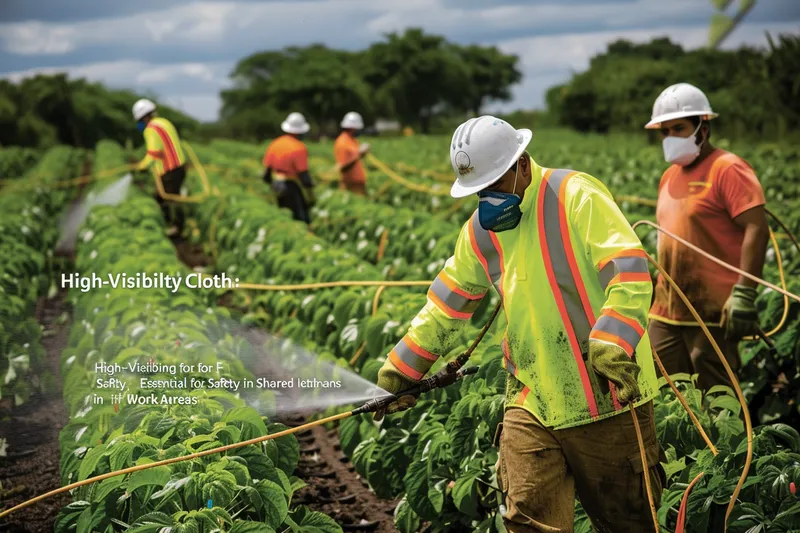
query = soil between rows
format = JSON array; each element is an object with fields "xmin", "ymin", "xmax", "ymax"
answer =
[{"xmin": 0, "ymin": 291, "xmax": 71, "ymax": 533}]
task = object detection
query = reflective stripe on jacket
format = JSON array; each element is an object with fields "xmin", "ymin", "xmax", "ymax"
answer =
[
  {"xmin": 142, "ymin": 117, "xmax": 186, "ymax": 177},
  {"xmin": 389, "ymin": 159, "xmax": 659, "ymax": 429}
]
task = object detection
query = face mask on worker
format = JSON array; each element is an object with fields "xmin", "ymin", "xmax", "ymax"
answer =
[
  {"xmin": 136, "ymin": 120, "xmax": 147, "ymax": 133},
  {"xmin": 477, "ymin": 162, "xmax": 522, "ymax": 232},
  {"xmin": 662, "ymin": 121, "xmax": 703, "ymax": 166}
]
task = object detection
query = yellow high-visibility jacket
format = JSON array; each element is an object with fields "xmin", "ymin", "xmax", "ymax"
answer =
[
  {"xmin": 137, "ymin": 117, "xmax": 186, "ymax": 177},
  {"xmin": 388, "ymin": 159, "xmax": 659, "ymax": 429}
]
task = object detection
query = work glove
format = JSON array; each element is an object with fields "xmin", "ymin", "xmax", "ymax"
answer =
[
  {"xmin": 373, "ymin": 358, "xmax": 419, "ymax": 422},
  {"xmin": 270, "ymin": 181, "xmax": 288, "ymax": 198},
  {"xmin": 588, "ymin": 341, "xmax": 641, "ymax": 404},
  {"xmin": 359, "ymin": 143, "xmax": 370, "ymax": 156},
  {"xmin": 720, "ymin": 284, "xmax": 759, "ymax": 341}
]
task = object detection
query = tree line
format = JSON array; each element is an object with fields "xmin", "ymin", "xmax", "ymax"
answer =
[
  {"xmin": 547, "ymin": 33, "xmax": 800, "ymax": 139},
  {"xmin": 0, "ymin": 27, "xmax": 797, "ymax": 149}
]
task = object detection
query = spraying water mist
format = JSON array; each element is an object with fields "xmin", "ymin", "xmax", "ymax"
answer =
[
  {"xmin": 235, "ymin": 326, "xmax": 389, "ymax": 418},
  {"xmin": 57, "ymin": 173, "xmax": 132, "ymax": 253}
]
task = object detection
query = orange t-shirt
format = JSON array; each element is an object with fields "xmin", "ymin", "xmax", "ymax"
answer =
[
  {"xmin": 263, "ymin": 135, "xmax": 308, "ymax": 178},
  {"xmin": 650, "ymin": 148, "xmax": 766, "ymax": 325},
  {"xmin": 333, "ymin": 132, "xmax": 366, "ymax": 184}
]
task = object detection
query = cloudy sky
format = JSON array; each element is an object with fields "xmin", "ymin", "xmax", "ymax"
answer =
[{"xmin": 1, "ymin": 0, "xmax": 798, "ymax": 122}]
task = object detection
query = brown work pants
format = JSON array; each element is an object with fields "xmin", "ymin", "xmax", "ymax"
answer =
[
  {"xmin": 340, "ymin": 181, "xmax": 367, "ymax": 196},
  {"xmin": 648, "ymin": 319, "xmax": 741, "ymax": 391},
  {"xmin": 496, "ymin": 402, "xmax": 664, "ymax": 533}
]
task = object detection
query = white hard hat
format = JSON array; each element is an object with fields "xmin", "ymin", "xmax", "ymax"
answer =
[
  {"xmin": 132, "ymin": 99, "xmax": 157, "ymax": 121},
  {"xmin": 341, "ymin": 111, "xmax": 364, "ymax": 129},
  {"xmin": 449, "ymin": 116, "xmax": 532, "ymax": 199},
  {"xmin": 281, "ymin": 112, "xmax": 310, "ymax": 135},
  {"xmin": 645, "ymin": 83, "xmax": 718, "ymax": 129}
]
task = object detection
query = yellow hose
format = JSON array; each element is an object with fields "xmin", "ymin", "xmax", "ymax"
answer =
[
  {"xmin": 151, "ymin": 141, "xmax": 211, "ymax": 203},
  {"xmin": 0, "ymin": 411, "xmax": 351, "ymax": 519}
]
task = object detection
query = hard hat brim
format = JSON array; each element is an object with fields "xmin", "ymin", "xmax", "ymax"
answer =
[
  {"xmin": 450, "ymin": 128, "xmax": 533, "ymax": 199},
  {"xmin": 282, "ymin": 122, "xmax": 311, "ymax": 134},
  {"xmin": 644, "ymin": 111, "xmax": 718, "ymax": 129}
]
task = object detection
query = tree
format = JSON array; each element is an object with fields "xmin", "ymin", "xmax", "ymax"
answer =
[
  {"xmin": 452, "ymin": 44, "xmax": 522, "ymax": 115},
  {"xmin": 0, "ymin": 74, "xmax": 198, "ymax": 148},
  {"xmin": 361, "ymin": 28, "xmax": 470, "ymax": 133},
  {"xmin": 221, "ymin": 45, "xmax": 372, "ymax": 138}
]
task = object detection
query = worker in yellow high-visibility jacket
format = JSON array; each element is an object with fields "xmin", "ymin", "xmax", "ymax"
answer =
[
  {"xmin": 133, "ymin": 99, "xmax": 187, "ymax": 236},
  {"xmin": 375, "ymin": 116, "xmax": 664, "ymax": 532}
]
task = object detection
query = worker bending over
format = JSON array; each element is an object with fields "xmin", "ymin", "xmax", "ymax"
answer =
[
  {"xmin": 334, "ymin": 111, "xmax": 370, "ymax": 196},
  {"xmin": 263, "ymin": 112, "xmax": 316, "ymax": 224},
  {"xmin": 376, "ymin": 116, "xmax": 664, "ymax": 532},
  {"xmin": 133, "ymin": 99, "xmax": 187, "ymax": 237},
  {"xmin": 645, "ymin": 83, "xmax": 769, "ymax": 391}
]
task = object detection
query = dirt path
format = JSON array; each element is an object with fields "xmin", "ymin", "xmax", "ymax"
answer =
[
  {"xmin": 0, "ymin": 290, "xmax": 71, "ymax": 533},
  {"xmin": 171, "ymin": 233, "xmax": 401, "ymax": 532}
]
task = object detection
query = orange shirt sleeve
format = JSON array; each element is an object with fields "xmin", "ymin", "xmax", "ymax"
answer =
[{"xmin": 717, "ymin": 158, "xmax": 766, "ymax": 219}]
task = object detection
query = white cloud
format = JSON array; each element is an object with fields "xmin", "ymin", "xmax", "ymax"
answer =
[
  {"xmin": 2, "ymin": 21, "xmax": 78, "ymax": 54},
  {"xmin": 365, "ymin": 0, "xmax": 715, "ymax": 37},
  {"xmin": 0, "ymin": 0, "xmax": 379, "ymax": 56},
  {"xmin": 163, "ymin": 94, "xmax": 222, "ymax": 122}
]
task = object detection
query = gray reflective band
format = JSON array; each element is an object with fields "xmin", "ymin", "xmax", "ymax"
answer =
[
  {"xmin": 542, "ymin": 169, "xmax": 592, "ymax": 343},
  {"xmin": 592, "ymin": 315, "xmax": 643, "ymax": 352},
  {"xmin": 470, "ymin": 214, "xmax": 503, "ymax": 288},
  {"xmin": 393, "ymin": 338, "xmax": 436, "ymax": 374},
  {"xmin": 429, "ymin": 277, "xmax": 483, "ymax": 316},
  {"xmin": 599, "ymin": 256, "xmax": 649, "ymax": 290}
]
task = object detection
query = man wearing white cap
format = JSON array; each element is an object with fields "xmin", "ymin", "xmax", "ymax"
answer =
[
  {"xmin": 374, "ymin": 116, "xmax": 664, "ymax": 531},
  {"xmin": 262, "ymin": 112, "xmax": 316, "ymax": 224},
  {"xmin": 644, "ymin": 83, "xmax": 769, "ymax": 391},
  {"xmin": 334, "ymin": 111, "xmax": 370, "ymax": 196}
]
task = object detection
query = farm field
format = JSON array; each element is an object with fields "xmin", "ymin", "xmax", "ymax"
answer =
[{"xmin": 0, "ymin": 130, "xmax": 799, "ymax": 533}]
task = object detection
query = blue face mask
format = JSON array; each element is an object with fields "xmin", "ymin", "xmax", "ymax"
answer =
[
  {"xmin": 477, "ymin": 165, "xmax": 522, "ymax": 232},
  {"xmin": 352, "ymin": 130, "xmax": 361, "ymax": 138},
  {"xmin": 136, "ymin": 120, "xmax": 147, "ymax": 133}
]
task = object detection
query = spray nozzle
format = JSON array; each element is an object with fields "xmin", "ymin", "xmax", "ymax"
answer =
[{"xmin": 351, "ymin": 365, "xmax": 479, "ymax": 415}]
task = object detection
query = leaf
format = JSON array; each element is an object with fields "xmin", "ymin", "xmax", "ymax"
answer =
[
  {"xmin": 394, "ymin": 495, "xmax": 421, "ymax": 533},
  {"xmin": 255, "ymin": 479, "xmax": 290, "ymax": 528},
  {"xmin": 452, "ymin": 468, "xmax": 482, "ymax": 518},
  {"xmin": 710, "ymin": 394, "xmax": 742, "ymax": 415},
  {"xmin": 126, "ymin": 466, "xmax": 171, "ymax": 493},
  {"xmin": 77, "ymin": 445, "xmax": 107, "ymax": 481},
  {"xmin": 709, "ymin": 13, "xmax": 733, "ymax": 47},
  {"xmin": 287, "ymin": 506, "xmax": 341, "ymax": 533},
  {"xmin": 94, "ymin": 476, "xmax": 125, "ymax": 502},
  {"xmin": 230, "ymin": 522, "xmax": 277, "ymax": 533},
  {"xmin": 223, "ymin": 406, "xmax": 268, "ymax": 438}
]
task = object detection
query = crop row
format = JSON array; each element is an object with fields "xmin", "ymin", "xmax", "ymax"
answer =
[
  {"xmin": 54, "ymin": 140, "xmax": 339, "ymax": 533},
  {"xmin": 0, "ymin": 146, "xmax": 84, "ymax": 407}
]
